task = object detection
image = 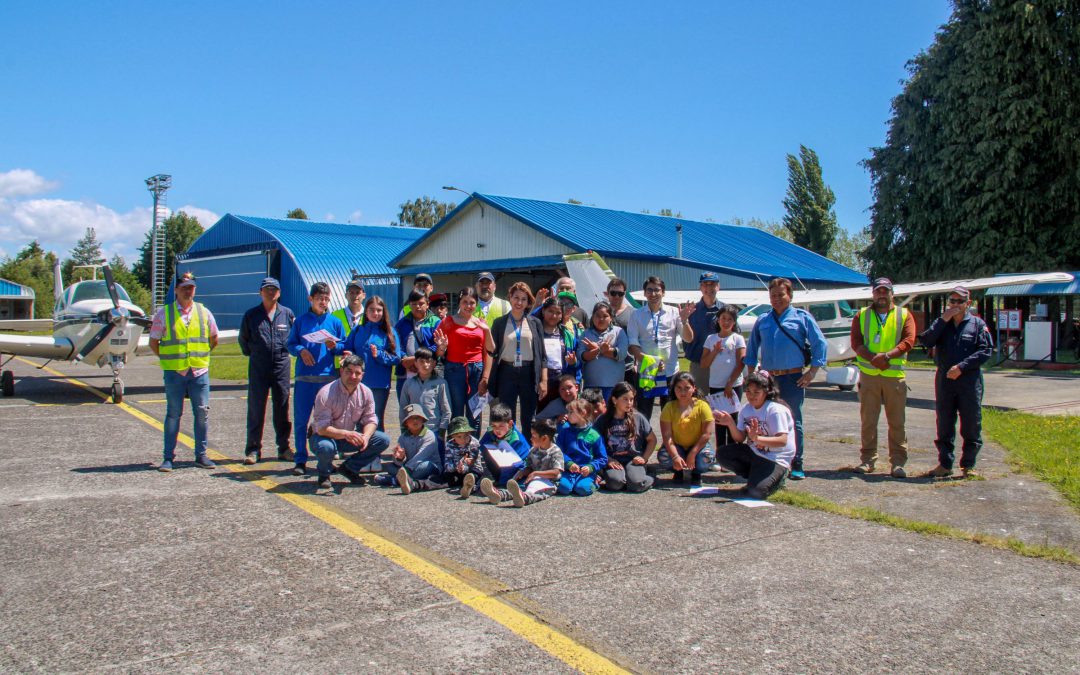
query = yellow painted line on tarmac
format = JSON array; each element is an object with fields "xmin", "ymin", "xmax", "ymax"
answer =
[{"xmin": 20, "ymin": 357, "xmax": 632, "ymax": 675}]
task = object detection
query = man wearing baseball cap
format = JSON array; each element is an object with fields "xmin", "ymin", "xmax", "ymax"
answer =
[
  {"xmin": 149, "ymin": 271, "xmax": 220, "ymax": 472},
  {"xmin": 331, "ymin": 274, "xmax": 366, "ymax": 339},
  {"xmin": 685, "ymin": 271, "xmax": 726, "ymax": 394},
  {"xmin": 238, "ymin": 277, "xmax": 296, "ymax": 464},
  {"xmin": 919, "ymin": 285, "xmax": 994, "ymax": 478},
  {"xmin": 847, "ymin": 277, "xmax": 917, "ymax": 478},
  {"xmin": 474, "ymin": 272, "xmax": 511, "ymax": 323}
]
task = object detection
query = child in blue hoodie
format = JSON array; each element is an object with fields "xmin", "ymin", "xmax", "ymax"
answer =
[
  {"xmin": 555, "ymin": 398, "xmax": 608, "ymax": 496},
  {"xmin": 287, "ymin": 282, "xmax": 346, "ymax": 476},
  {"xmin": 474, "ymin": 403, "xmax": 530, "ymax": 494}
]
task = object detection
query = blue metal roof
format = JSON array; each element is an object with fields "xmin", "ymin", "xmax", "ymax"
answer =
[
  {"xmin": 182, "ymin": 214, "xmax": 424, "ymax": 318},
  {"xmin": 986, "ymin": 272, "xmax": 1080, "ymax": 297},
  {"xmin": 390, "ymin": 193, "xmax": 867, "ymax": 285},
  {"xmin": 0, "ymin": 278, "xmax": 34, "ymax": 298}
]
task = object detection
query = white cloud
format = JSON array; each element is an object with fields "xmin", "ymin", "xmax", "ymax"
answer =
[
  {"xmin": 349, "ymin": 209, "xmax": 364, "ymax": 223},
  {"xmin": 323, "ymin": 213, "xmax": 336, "ymax": 222},
  {"xmin": 172, "ymin": 204, "xmax": 221, "ymax": 229},
  {"xmin": 0, "ymin": 169, "xmax": 59, "ymax": 198}
]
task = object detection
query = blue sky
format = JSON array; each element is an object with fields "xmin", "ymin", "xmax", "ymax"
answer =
[{"xmin": 0, "ymin": 1, "xmax": 952, "ymax": 262}]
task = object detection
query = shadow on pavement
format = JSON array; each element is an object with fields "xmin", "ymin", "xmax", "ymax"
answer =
[{"xmin": 71, "ymin": 462, "xmax": 160, "ymax": 474}]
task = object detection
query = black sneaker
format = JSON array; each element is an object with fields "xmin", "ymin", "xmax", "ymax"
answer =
[
  {"xmin": 338, "ymin": 465, "xmax": 365, "ymax": 485},
  {"xmin": 690, "ymin": 471, "xmax": 702, "ymax": 484},
  {"xmin": 195, "ymin": 455, "xmax": 216, "ymax": 469},
  {"xmin": 317, "ymin": 476, "xmax": 332, "ymax": 491},
  {"xmin": 291, "ymin": 463, "xmax": 307, "ymax": 476}
]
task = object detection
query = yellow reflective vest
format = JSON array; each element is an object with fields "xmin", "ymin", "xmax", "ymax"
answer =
[
  {"xmin": 158, "ymin": 302, "xmax": 211, "ymax": 371},
  {"xmin": 855, "ymin": 306, "xmax": 907, "ymax": 378}
]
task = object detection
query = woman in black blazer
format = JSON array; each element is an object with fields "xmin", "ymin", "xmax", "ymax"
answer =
[{"xmin": 489, "ymin": 281, "xmax": 549, "ymax": 435}]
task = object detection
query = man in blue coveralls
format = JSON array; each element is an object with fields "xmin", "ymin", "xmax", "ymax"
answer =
[
  {"xmin": 744, "ymin": 277, "xmax": 828, "ymax": 480},
  {"xmin": 239, "ymin": 277, "xmax": 295, "ymax": 464},
  {"xmin": 919, "ymin": 286, "xmax": 994, "ymax": 478},
  {"xmin": 287, "ymin": 282, "xmax": 345, "ymax": 476}
]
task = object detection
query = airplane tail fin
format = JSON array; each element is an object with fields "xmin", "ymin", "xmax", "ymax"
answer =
[
  {"xmin": 53, "ymin": 258, "xmax": 63, "ymax": 304},
  {"xmin": 563, "ymin": 251, "xmax": 640, "ymax": 313}
]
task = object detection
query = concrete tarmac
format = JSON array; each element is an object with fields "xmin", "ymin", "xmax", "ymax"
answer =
[{"xmin": 1, "ymin": 357, "xmax": 1078, "ymax": 673}]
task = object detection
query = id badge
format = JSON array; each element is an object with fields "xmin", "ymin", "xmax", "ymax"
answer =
[
  {"xmin": 873, "ymin": 333, "xmax": 882, "ymax": 343},
  {"xmin": 514, "ymin": 353, "xmax": 522, "ymax": 367}
]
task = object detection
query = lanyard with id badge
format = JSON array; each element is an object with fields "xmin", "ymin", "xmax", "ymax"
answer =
[{"xmin": 509, "ymin": 314, "xmax": 523, "ymax": 367}]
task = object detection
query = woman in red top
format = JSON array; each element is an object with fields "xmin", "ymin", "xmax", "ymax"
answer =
[{"xmin": 434, "ymin": 287, "xmax": 495, "ymax": 435}]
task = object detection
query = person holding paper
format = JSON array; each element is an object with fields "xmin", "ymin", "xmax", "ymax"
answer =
[
  {"xmin": 593, "ymin": 382, "xmax": 656, "ymax": 493},
  {"xmin": 555, "ymin": 399, "xmax": 608, "ymax": 496},
  {"xmin": 480, "ymin": 417, "xmax": 564, "ymax": 507},
  {"xmin": 700, "ymin": 305, "xmax": 746, "ymax": 447},
  {"xmin": 287, "ymin": 282, "xmax": 346, "ymax": 476},
  {"xmin": 344, "ymin": 296, "xmax": 400, "ymax": 432},
  {"xmin": 712, "ymin": 370, "xmax": 793, "ymax": 499},
  {"xmin": 475, "ymin": 403, "xmax": 531, "ymax": 489},
  {"xmin": 435, "ymin": 287, "xmax": 495, "ymax": 435}
]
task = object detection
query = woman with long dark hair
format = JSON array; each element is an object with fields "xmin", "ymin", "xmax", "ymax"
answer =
[
  {"xmin": 489, "ymin": 282, "xmax": 548, "ymax": 435},
  {"xmin": 434, "ymin": 288, "xmax": 495, "ymax": 434},
  {"xmin": 344, "ymin": 295, "xmax": 400, "ymax": 431},
  {"xmin": 593, "ymin": 382, "xmax": 656, "ymax": 492},
  {"xmin": 535, "ymin": 297, "xmax": 578, "ymax": 412},
  {"xmin": 658, "ymin": 371, "xmax": 715, "ymax": 483}
]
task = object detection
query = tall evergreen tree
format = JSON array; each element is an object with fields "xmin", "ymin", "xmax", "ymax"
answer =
[
  {"xmin": 782, "ymin": 145, "xmax": 838, "ymax": 256},
  {"xmin": 132, "ymin": 211, "xmax": 205, "ymax": 288},
  {"xmin": 70, "ymin": 227, "xmax": 104, "ymax": 265},
  {"xmin": 864, "ymin": 0, "xmax": 1080, "ymax": 280}
]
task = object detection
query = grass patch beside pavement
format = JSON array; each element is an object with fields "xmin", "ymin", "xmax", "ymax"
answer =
[
  {"xmin": 770, "ymin": 489, "xmax": 1080, "ymax": 565},
  {"xmin": 984, "ymin": 409, "xmax": 1080, "ymax": 512}
]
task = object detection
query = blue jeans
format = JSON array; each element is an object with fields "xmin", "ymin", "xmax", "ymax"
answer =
[
  {"xmin": 163, "ymin": 369, "xmax": 210, "ymax": 461},
  {"xmin": 557, "ymin": 472, "xmax": 597, "ymax": 496},
  {"xmin": 390, "ymin": 460, "xmax": 441, "ymax": 483},
  {"xmin": 370, "ymin": 386, "xmax": 390, "ymax": 432},
  {"xmin": 775, "ymin": 372, "xmax": 806, "ymax": 469},
  {"xmin": 309, "ymin": 431, "xmax": 391, "ymax": 479},
  {"xmin": 445, "ymin": 360, "xmax": 484, "ymax": 434},
  {"xmin": 657, "ymin": 443, "xmax": 715, "ymax": 473}
]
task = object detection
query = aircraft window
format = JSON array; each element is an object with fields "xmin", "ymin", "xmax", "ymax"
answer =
[
  {"xmin": 738, "ymin": 304, "xmax": 768, "ymax": 317},
  {"xmin": 70, "ymin": 281, "xmax": 132, "ymax": 304},
  {"xmin": 838, "ymin": 300, "xmax": 858, "ymax": 318},
  {"xmin": 808, "ymin": 303, "xmax": 837, "ymax": 322}
]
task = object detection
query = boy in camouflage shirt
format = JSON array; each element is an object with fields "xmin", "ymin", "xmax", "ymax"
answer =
[{"xmin": 481, "ymin": 418, "xmax": 564, "ymax": 507}]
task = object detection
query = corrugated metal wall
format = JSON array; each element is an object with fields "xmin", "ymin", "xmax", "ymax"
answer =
[{"xmin": 181, "ymin": 251, "xmax": 271, "ymax": 330}]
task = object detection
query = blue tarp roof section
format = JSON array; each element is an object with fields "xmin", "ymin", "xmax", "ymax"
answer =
[
  {"xmin": 390, "ymin": 194, "xmax": 867, "ymax": 285},
  {"xmin": 986, "ymin": 272, "xmax": 1080, "ymax": 297},
  {"xmin": 0, "ymin": 279, "xmax": 33, "ymax": 297}
]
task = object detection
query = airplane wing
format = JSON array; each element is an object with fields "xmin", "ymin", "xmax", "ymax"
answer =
[
  {"xmin": 136, "ymin": 329, "xmax": 239, "ymax": 356},
  {"xmin": 0, "ymin": 333, "xmax": 75, "ymax": 360},
  {"xmin": 0, "ymin": 319, "xmax": 54, "ymax": 331},
  {"xmin": 635, "ymin": 272, "xmax": 1074, "ymax": 306}
]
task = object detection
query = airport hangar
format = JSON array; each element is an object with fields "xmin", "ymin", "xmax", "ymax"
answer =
[
  {"xmin": 0, "ymin": 279, "xmax": 35, "ymax": 320},
  {"xmin": 175, "ymin": 215, "xmax": 424, "ymax": 330},
  {"xmin": 388, "ymin": 193, "xmax": 867, "ymax": 302},
  {"xmin": 174, "ymin": 195, "xmax": 866, "ymax": 329}
]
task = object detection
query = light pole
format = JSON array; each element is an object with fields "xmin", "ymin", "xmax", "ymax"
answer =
[{"xmin": 442, "ymin": 185, "xmax": 483, "ymax": 218}]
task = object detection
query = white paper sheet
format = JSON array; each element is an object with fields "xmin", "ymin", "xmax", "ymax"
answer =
[
  {"xmin": 732, "ymin": 498, "xmax": 773, "ymax": 508},
  {"xmin": 707, "ymin": 391, "xmax": 742, "ymax": 415},
  {"xmin": 468, "ymin": 392, "xmax": 491, "ymax": 419},
  {"xmin": 484, "ymin": 441, "xmax": 521, "ymax": 468},
  {"xmin": 301, "ymin": 329, "xmax": 337, "ymax": 345}
]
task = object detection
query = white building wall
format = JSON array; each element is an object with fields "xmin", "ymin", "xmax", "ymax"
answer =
[
  {"xmin": 400, "ymin": 201, "xmax": 573, "ymax": 265},
  {"xmin": 607, "ymin": 260, "xmax": 761, "ymax": 291}
]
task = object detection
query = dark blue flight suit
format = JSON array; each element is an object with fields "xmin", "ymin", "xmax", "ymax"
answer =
[
  {"xmin": 918, "ymin": 312, "xmax": 994, "ymax": 470},
  {"xmin": 239, "ymin": 303, "xmax": 296, "ymax": 458}
]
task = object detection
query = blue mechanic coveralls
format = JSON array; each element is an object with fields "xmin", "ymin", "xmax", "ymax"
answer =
[
  {"xmin": 287, "ymin": 311, "xmax": 346, "ymax": 467},
  {"xmin": 919, "ymin": 311, "xmax": 994, "ymax": 470},
  {"xmin": 239, "ymin": 302, "xmax": 296, "ymax": 457}
]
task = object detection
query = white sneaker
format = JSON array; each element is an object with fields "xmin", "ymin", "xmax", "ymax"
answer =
[
  {"xmin": 479, "ymin": 477, "xmax": 500, "ymax": 504},
  {"xmin": 460, "ymin": 473, "xmax": 476, "ymax": 498}
]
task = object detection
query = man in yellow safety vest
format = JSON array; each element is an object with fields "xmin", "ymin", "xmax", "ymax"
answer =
[
  {"xmin": 149, "ymin": 272, "xmax": 220, "ymax": 472},
  {"xmin": 848, "ymin": 277, "xmax": 917, "ymax": 478}
]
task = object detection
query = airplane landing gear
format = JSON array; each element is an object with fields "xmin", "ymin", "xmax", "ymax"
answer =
[
  {"xmin": 108, "ymin": 355, "xmax": 125, "ymax": 404},
  {"xmin": 1, "ymin": 370, "xmax": 13, "ymax": 397},
  {"xmin": 111, "ymin": 380, "xmax": 123, "ymax": 404}
]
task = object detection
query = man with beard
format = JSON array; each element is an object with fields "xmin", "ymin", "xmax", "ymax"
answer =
[
  {"xmin": 847, "ymin": 278, "xmax": 917, "ymax": 478},
  {"xmin": 473, "ymin": 272, "xmax": 511, "ymax": 324}
]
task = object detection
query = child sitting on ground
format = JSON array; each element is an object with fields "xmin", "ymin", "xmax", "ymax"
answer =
[
  {"xmin": 536, "ymin": 373, "xmax": 580, "ymax": 423},
  {"xmin": 375, "ymin": 404, "xmax": 440, "ymax": 489},
  {"xmin": 481, "ymin": 418, "xmax": 564, "ymax": 507},
  {"xmin": 555, "ymin": 399, "xmax": 608, "ymax": 496},
  {"xmin": 472, "ymin": 403, "xmax": 531, "ymax": 495},
  {"xmin": 712, "ymin": 370, "xmax": 793, "ymax": 500},
  {"xmin": 443, "ymin": 416, "xmax": 485, "ymax": 497}
]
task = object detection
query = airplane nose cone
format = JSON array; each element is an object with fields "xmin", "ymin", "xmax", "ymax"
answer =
[{"xmin": 109, "ymin": 307, "xmax": 130, "ymax": 326}]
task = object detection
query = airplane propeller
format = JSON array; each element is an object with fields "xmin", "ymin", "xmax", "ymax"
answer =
[{"xmin": 74, "ymin": 264, "xmax": 131, "ymax": 362}]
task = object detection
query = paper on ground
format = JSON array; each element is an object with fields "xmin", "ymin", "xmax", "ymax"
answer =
[
  {"xmin": 687, "ymin": 486, "xmax": 722, "ymax": 495},
  {"xmin": 732, "ymin": 498, "xmax": 772, "ymax": 508}
]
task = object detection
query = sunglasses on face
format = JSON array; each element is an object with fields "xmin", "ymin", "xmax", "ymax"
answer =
[{"xmin": 948, "ymin": 298, "xmax": 966, "ymax": 304}]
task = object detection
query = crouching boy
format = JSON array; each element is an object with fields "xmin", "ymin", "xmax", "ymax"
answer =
[
  {"xmin": 379, "ymin": 403, "xmax": 441, "ymax": 491},
  {"xmin": 481, "ymin": 418, "xmax": 564, "ymax": 507}
]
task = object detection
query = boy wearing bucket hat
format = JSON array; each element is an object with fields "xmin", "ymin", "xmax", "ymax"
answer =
[{"xmin": 379, "ymin": 403, "xmax": 440, "ymax": 489}]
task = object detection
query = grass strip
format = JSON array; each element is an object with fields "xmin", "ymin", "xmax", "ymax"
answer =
[
  {"xmin": 984, "ymin": 409, "xmax": 1080, "ymax": 512},
  {"xmin": 770, "ymin": 489, "xmax": 1080, "ymax": 565}
]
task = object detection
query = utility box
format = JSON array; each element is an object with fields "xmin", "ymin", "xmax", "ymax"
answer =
[{"xmin": 1024, "ymin": 321, "xmax": 1054, "ymax": 361}]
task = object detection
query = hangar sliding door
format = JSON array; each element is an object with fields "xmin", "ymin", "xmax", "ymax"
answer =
[{"xmin": 182, "ymin": 251, "xmax": 272, "ymax": 330}]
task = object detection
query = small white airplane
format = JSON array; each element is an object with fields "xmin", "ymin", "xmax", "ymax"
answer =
[{"xmin": 565, "ymin": 251, "xmax": 1073, "ymax": 388}]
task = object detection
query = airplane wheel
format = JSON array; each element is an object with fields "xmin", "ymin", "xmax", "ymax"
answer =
[
  {"xmin": 1, "ymin": 370, "xmax": 13, "ymax": 397},
  {"xmin": 111, "ymin": 382, "xmax": 123, "ymax": 404}
]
